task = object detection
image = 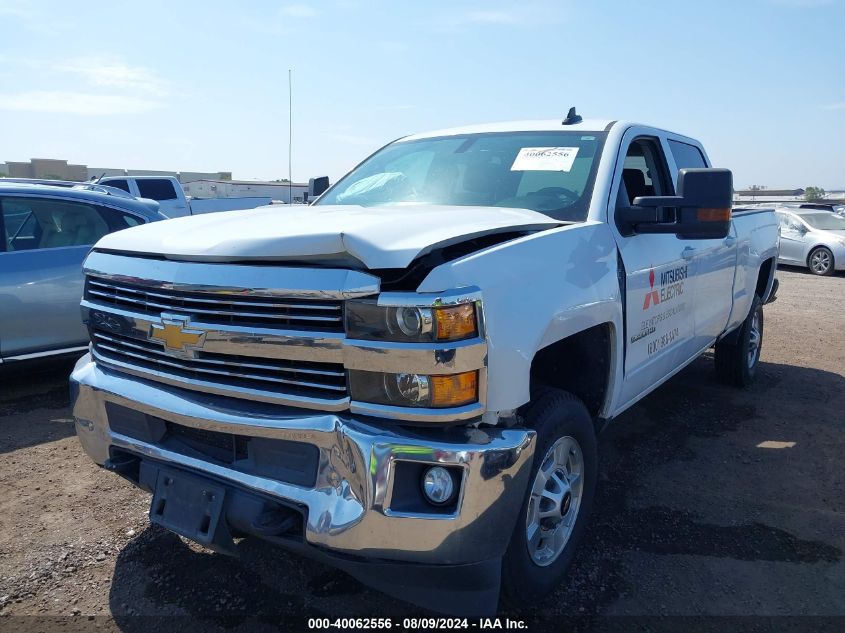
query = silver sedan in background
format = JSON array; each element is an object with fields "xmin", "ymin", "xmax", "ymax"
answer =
[
  {"xmin": 775, "ymin": 208, "xmax": 845, "ymax": 275},
  {"xmin": 0, "ymin": 183, "xmax": 166, "ymax": 364}
]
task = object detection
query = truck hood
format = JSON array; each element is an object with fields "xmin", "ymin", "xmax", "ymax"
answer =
[{"xmin": 94, "ymin": 203, "xmax": 561, "ymax": 269}]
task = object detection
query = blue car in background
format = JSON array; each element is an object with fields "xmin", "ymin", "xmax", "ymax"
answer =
[{"xmin": 0, "ymin": 183, "xmax": 166, "ymax": 364}]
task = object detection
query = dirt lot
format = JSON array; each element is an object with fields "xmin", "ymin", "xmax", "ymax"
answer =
[{"xmin": 0, "ymin": 268, "xmax": 843, "ymax": 631}]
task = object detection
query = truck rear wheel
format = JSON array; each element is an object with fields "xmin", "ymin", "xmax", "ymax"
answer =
[
  {"xmin": 714, "ymin": 294, "xmax": 763, "ymax": 387},
  {"xmin": 501, "ymin": 388, "xmax": 597, "ymax": 607}
]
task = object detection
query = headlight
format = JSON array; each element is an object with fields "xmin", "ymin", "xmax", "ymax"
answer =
[
  {"xmin": 349, "ymin": 370, "xmax": 478, "ymax": 408},
  {"xmin": 346, "ymin": 300, "xmax": 478, "ymax": 342}
]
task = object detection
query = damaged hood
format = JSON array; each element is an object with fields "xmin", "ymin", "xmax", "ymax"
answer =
[{"xmin": 95, "ymin": 203, "xmax": 561, "ymax": 269}]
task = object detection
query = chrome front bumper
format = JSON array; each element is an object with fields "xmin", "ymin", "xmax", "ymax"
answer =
[{"xmin": 71, "ymin": 354, "xmax": 535, "ymax": 565}]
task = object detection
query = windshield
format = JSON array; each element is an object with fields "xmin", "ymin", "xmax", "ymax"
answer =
[
  {"xmin": 317, "ymin": 131, "xmax": 607, "ymax": 222},
  {"xmin": 800, "ymin": 213, "xmax": 845, "ymax": 230}
]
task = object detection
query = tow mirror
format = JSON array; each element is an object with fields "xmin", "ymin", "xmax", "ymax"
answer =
[
  {"xmin": 616, "ymin": 168, "xmax": 732, "ymax": 240},
  {"xmin": 308, "ymin": 176, "xmax": 330, "ymax": 201}
]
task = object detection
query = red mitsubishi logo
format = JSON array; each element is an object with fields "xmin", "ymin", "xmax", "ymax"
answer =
[{"xmin": 643, "ymin": 268, "xmax": 661, "ymax": 310}]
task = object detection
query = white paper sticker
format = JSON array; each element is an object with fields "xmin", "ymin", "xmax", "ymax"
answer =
[{"xmin": 510, "ymin": 147, "xmax": 579, "ymax": 172}]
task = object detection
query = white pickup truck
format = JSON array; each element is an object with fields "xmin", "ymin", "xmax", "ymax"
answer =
[
  {"xmin": 97, "ymin": 176, "xmax": 191, "ymax": 217},
  {"xmin": 97, "ymin": 175, "xmax": 279, "ymax": 217},
  {"xmin": 70, "ymin": 113, "xmax": 779, "ymax": 615}
]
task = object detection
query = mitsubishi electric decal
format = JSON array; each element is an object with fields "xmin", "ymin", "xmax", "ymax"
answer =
[
  {"xmin": 628, "ymin": 263, "xmax": 690, "ymax": 366},
  {"xmin": 642, "ymin": 265, "xmax": 687, "ymax": 310}
]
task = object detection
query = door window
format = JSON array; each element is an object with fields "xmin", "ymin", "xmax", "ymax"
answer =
[
  {"xmin": 136, "ymin": 178, "xmax": 178, "ymax": 201},
  {"xmin": 620, "ymin": 138, "xmax": 671, "ymax": 205},
  {"xmin": 619, "ymin": 138, "xmax": 674, "ymax": 221},
  {"xmin": 778, "ymin": 213, "xmax": 804, "ymax": 232},
  {"xmin": 104, "ymin": 179, "xmax": 131, "ymax": 193},
  {"xmin": 0, "ymin": 197, "xmax": 131, "ymax": 251},
  {"xmin": 775, "ymin": 212, "xmax": 800, "ymax": 232}
]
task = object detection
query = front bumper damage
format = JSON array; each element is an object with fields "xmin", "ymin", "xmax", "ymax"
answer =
[{"xmin": 71, "ymin": 354, "xmax": 535, "ymax": 614}]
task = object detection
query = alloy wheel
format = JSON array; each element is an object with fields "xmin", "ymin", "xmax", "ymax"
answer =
[
  {"xmin": 747, "ymin": 309, "xmax": 762, "ymax": 369},
  {"xmin": 810, "ymin": 249, "xmax": 831, "ymax": 274},
  {"xmin": 525, "ymin": 435, "xmax": 584, "ymax": 566}
]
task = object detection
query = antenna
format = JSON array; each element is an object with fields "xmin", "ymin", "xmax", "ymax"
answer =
[
  {"xmin": 562, "ymin": 107, "xmax": 582, "ymax": 125},
  {"xmin": 288, "ymin": 68, "xmax": 293, "ymax": 204}
]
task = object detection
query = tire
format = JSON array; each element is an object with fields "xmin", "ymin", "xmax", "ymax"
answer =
[
  {"xmin": 808, "ymin": 247, "xmax": 834, "ymax": 276},
  {"xmin": 714, "ymin": 294, "xmax": 763, "ymax": 387},
  {"xmin": 501, "ymin": 388, "xmax": 597, "ymax": 607}
]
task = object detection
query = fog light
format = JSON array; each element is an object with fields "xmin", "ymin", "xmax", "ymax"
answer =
[{"xmin": 421, "ymin": 466, "xmax": 455, "ymax": 505}]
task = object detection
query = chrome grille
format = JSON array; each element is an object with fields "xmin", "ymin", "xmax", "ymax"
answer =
[
  {"xmin": 85, "ymin": 276, "xmax": 344, "ymax": 332},
  {"xmin": 91, "ymin": 330, "xmax": 348, "ymax": 401}
]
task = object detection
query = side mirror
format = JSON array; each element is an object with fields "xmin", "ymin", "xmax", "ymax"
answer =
[
  {"xmin": 308, "ymin": 176, "xmax": 330, "ymax": 201},
  {"xmin": 616, "ymin": 168, "xmax": 732, "ymax": 240}
]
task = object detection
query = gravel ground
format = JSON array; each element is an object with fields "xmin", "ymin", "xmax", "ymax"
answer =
[{"xmin": 0, "ymin": 268, "xmax": 843, "ymax": 631}]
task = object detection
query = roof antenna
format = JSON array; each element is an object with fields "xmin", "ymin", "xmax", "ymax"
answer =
[{"xmin": 562, "ymin": 107, "xmax": 582, "ymax": 125}]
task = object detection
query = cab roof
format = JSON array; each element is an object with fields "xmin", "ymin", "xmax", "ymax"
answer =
[{"xmin": 400, "ymin": 118, "xmax": 617, "ymax": 142}]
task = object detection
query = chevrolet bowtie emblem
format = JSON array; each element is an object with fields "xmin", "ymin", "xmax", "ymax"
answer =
[{"xmin": 149, "ymin": 315, "xmax": 206, "ymax": 356}]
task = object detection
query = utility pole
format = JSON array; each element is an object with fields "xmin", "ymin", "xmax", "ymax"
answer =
[{"xmin": 288, "ymin": 68, "xmax": 293, "ymax": 204}]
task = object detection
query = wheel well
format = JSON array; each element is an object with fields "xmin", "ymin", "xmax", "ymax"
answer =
[
  {"xmin": 755, "ymin": 257, "xmax": 775, "ymax": 300},
  {"xmin": 529, "ymin": 323, "xmax": 612, "ymax": 422}
]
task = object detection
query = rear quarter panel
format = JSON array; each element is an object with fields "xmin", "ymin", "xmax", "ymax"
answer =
[{"xmin": 725, "ymin": 209, "xmax": 779, "ymax": 333}]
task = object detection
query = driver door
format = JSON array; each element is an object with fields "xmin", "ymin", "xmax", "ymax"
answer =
[{"xmin": 611, "ymin": 132, "xmax": 698, "ymax": 409}]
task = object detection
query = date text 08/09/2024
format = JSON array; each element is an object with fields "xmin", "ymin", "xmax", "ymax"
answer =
[{"xmin": 307, "ymin": 618, "xmax": 528, "ymax": 629}]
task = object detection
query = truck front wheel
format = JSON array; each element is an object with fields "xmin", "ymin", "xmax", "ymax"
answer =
[{"xmin": 501, "ymin": 388, "xmax": 597, "ymax": 607}]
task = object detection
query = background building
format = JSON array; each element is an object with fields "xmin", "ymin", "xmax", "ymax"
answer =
[
  {"xmin": 1, "ymin": 157, "xmax": 231, "ymax": 183},
  {"xmin": 4, "ymin": 158, "xmax": 88, "ymax": 181}
]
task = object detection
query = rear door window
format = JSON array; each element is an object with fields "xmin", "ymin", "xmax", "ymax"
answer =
[
  {"xmin": 668, "ymin": 139, "xmax": 708, "ymax": 170},
  {"xmin": 98, "ymin": 207, "xmax": 146, "ymax": 231},
  {"xmin": 136, "ymin": 178, "xmax": 177, "ymax": 201}
]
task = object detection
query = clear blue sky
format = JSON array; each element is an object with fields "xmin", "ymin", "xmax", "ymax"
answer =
[{"xmin": 1, "ymin": 0, "xmax": 843, "ymax": 188}]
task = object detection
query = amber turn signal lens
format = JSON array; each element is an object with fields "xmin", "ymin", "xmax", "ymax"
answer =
[
  {"xmin": 697, "ymin": 208, "xmax": 731, "ymax": 222},
  {"xmin": 434, "ymin": 304, "xmax": 477, "ymax": 341},
  {"xmin": 430, "ymin": 371, "xmax": 478, "ymax": 408}
]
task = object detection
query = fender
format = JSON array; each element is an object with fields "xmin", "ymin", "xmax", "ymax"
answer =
[{"xmin": 418, "ymin": 222, "xmax": 623, "ymax": 418}]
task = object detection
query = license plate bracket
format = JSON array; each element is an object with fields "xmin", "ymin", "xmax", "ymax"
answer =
[{"xmin": 150, "ymin": 468, "xmax": 226, "ymax": 547}]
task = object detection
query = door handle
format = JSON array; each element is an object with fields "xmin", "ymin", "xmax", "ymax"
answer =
[
  {"xmin": 724, "ymin": 236, "xmax": 737, "ymax": 246},
  {"xmin": 682, "ymin": 246, "xmax": 697, "ymax": 260}
]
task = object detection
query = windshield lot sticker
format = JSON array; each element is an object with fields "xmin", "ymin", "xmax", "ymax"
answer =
[{"xmin": 511, "ymin": 147, "xmax": 579, "ymax": 172}]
